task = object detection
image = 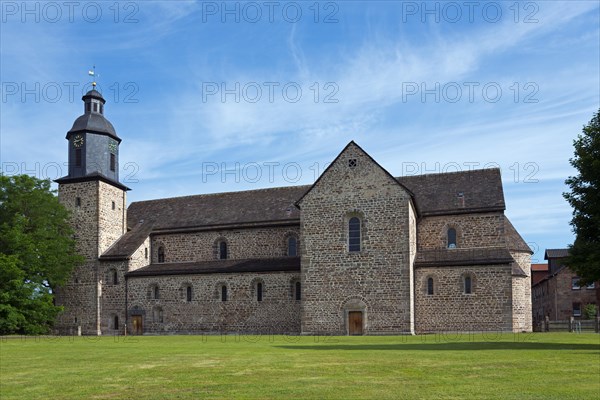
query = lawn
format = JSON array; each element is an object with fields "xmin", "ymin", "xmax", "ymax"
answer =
[{"xmin": 1, "ymin": 332, "xmax": 598, "ymax": 399}]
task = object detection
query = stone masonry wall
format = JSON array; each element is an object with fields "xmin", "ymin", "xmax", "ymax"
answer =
[
  {"xmin": 127, "ymin": 271, "xmax": 301, "ymax": 334},
  {"xmin": 414, "ymin": 265, "xmax": 513, "ymax": 332},
  {"xmin": 54, "ymin": 261, "xmax": 99, "ymax": 335},
  {"xmin": 408, "ymin": 201, "xmax": 417, "ymax": 332},
  {"xmin": 100, "ymin": 238, "xmax": 150, "ymax": 335},
  {"xmin": 300, "ymin": 143, "xmax": 413, "ymax": 335},
  {"xmin": 98, "ymin": 181, "xmax": 126, "ymax": 255},
  {"xmin": 56, "ymin": 181, "xmax": 126, "ymax": 335},
  {"xmin": 151, "ymin": 226, "xmax": 299, "ymax": 263},
  {"xmin": 511, "ymin": 251, "xmax": 532, "ymax": 332},
  {"xmin": 58, "ymin": 181, "xmax": 99, "ymax": 259},
  {"xmin": 417, "ymin": 213, "xmax": 505, "ymax": 250},
  {"xmin": 56, "ymin": 182, "xmax": 100, "ymax": 334}
]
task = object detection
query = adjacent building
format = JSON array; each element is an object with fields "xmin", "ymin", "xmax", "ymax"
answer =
[{"xmin": 531, "ymin": 249, "xmax": 598, "ymax": 330}]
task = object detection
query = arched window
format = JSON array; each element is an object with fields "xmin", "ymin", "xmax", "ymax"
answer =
[
  {"xmin": 113, "ymin": 315, "xmax": 119, "ymax": 330},
  {"xmin": 287, "ymin": 237, "xmax": 298, "ymax": 257},
  {"xmin": 153, "ymin": 307, "xmax": 163, "ymax": 323},
  {"xmin": 153, "ymin": 285, "xmax": 160, "ymax": 300},
  {"xmin": 464, "ymin": 275, "xmax": 472, "ymax": 294},
  {"xmin": 186, "ymin": 286, "xmax": 192, "ymax": 302},
  {"xmin": 447, "ymin": 228, "xmax": 457, "ymax": 248},
  {"xmin": 219, "ymin": 241, "xmax": 228, "ymax": 260},
  {"xmin": 295, "ymin": 281, "xmax": 301, "ymax": 301},
  {"xmin": 111, "ymin": 269, "xmax": 118, "ymax": 285},
  {"xmin": 427, "ymin": 277, "xmax": 434, "ymax": 295},
  {"xmin": 158, "ymin": 246, "xmax": 165, "ymax": 263},
  {"xmin": 349, "ymin": 217, "xmax": 361, "ymax": 252},
  {"xmin": 256, "ymin": 282, "xmax": 263, "ymax": 302},
  {"xmin": 221, "ymin": 285, "xmax": 228, "ymax": 302}
]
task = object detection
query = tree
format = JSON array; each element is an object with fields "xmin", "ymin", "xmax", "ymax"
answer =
[
  {"xmin": 0, "ymin": 175, "xmax": 83, "ymax": 334},
  {"xmin": 563, "ymin": 108, "xmax": 600, "ymax": 285}
]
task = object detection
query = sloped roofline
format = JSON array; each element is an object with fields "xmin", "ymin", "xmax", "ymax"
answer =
[
  {"xmin": 55, "ymin": 172, "xmax": 130, "ymax": 191},
  {"xmin": 128, "ymin": 183, "xmax": 310, "ymax": 208},
  {"xmin": 294, "ymin": 140, "xmax": 417, "ymax": 212},
  {"xmin": 544, "ymin": 248, "xmax": 570, "ymax": 260}
]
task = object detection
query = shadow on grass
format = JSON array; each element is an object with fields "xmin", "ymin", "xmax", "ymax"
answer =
[{"xmin": 275, "ymin": 342, "xmax": 600, "ymax": 351}]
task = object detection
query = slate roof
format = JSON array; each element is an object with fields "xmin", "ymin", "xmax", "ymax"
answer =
[
  {"xmin": 127, "ymin": 185, "xmax": 308, "ymax": 231},
  {"xmin": 504, "ymin": 218, "xmax": 532, "ymax": 253},
  {"xmin": 544, "ymin": 249, "xmax": 569, "ymax": 259},
  {"xmin": 67, "ymin": 113, "xmax": 119, "ymax": 140},
  {"xmin": 66, "ymin": 89, "xmax": 120, "ymax": 140},
  {"xmin": 103, "ymin": 163, "xmax": 509, "ymax": 262},
  {"xmin": 126, "ymin": 168, "xmax": 505, "ymax": 230},
  {"xmin": 414, "ymin": 247, "xmax": 514, "ymax": 268},
  {"xmin": 127, "ymin": 257, "xmax": 300, "ymax": 277},
  {"xmin": 100, "ymin": 221, "xmax": 153, "ymax": 260},
  {"xmin": 511, "ymin": 264, "xmax": 528, "ymax": 277},
  {"xmin": 396, "ymin": 168, "xmax": 505, "ymax": 216}
]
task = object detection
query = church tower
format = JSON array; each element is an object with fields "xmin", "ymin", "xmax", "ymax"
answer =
[{"xmin": 54, "ymin": 87, "xmax": 129, "ymax": 335}]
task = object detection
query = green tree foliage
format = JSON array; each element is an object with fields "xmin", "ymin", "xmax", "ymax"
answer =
[
  {"xmin": 0, "ymin": 175, "xmax": 83, "ymax": 334},
  {"xmin": 563, "ymin": 109, "xmax": 600, "ymax": 284},
  {"xmin": 582, "ymin": 304, "xmax": 597, "ymax": 320}
]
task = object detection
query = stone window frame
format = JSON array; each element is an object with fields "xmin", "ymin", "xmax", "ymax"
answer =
[
  {"xmin": 107, "ymin": 268, "xmax": 119, "ymax": 285},
  {"xmin": 215, "ymin": 281, "xmax": 229, "ymax": 301},
  {"xmin": 179, "ymin": 282, "xmax": 193, "ymax": 302},
  {"xmin": 250, "ymin": 278, "xmax": 266, "ymax": 302},
  {"xmin": 214, "ymin": 237, "xmax": 229, "ymax": 260},
  {"xmin": 153, "ymin": 306, "xmax": 164, "ymax": 323},
  {"xmin": 461, "ymin": 273, "xmax": 475, "ymax": 295},
  {"xmin": 289, "ymin": 276, "xmax": 301, "ymax": 301},
  {"xmin": 111, "ymin": 314, "xmax": 119, "ymax": 330},
  {"xmin": 155, "ymin": 243, "xmax": 166, "ymax": 263},
  {"xmin": 447, "ymin": 227, "xmax": 457, "ymax": 249},
  {"xmin": 283, "ymin": 232, "xmax": 299, "ymax": 257},
  {"xmin": 345, "ymin": 211, "xmax": 365, "ymax": 254},
  {"xmin": 148, "ymin": 283, "xmax": 160, "ymax": 300},
  {"xmin": 426, "ymin": 276, "xmax": 435, "ymax": 296},
  {"xmin": 442, "ymin": 223, "xmax": 461, "ymax": 249}
]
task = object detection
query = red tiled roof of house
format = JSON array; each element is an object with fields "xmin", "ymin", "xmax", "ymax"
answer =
[{"xmin": 531, "ymin": 263, "xmax": 548, "ymax": 272}]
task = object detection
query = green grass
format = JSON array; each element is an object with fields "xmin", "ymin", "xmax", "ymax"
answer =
[{"xmin": 1, "ymin": 333, "xmax": 599, "ymax": 399}]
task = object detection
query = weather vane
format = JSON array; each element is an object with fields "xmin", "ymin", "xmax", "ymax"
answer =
[{"xmin": 88, "ymin": 65, "xmax": 99, "ymax": 88}]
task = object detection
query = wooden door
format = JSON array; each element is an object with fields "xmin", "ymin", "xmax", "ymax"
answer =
[
  {"xmin": 348, "ymin": 311, "xmax": 363, "ymax": 335},
  {"xmin": 131, "ymin": 316, "xmax": 143, "ymax": 335}
]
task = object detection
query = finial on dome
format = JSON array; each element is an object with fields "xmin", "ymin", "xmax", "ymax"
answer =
[{"xmin": 88, "ymin": 65, "xmax": 99, "ymax": 88}]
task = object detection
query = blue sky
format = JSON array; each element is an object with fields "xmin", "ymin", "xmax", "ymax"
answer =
[{"xmin": 1, "ymin": 1, "xmax": 599, "ymax": 263}]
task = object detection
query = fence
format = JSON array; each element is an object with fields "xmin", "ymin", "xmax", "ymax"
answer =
[{"xmin": 542, "ymin": 317, "xmax": 600, "ymax": 333}]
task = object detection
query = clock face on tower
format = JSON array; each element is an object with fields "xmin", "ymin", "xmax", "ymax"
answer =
[
  {"xmin": 108, "ymin": 140, "xmax": 117, "ymax": 152},
  {"xmin": 73, "ymin": 135, "xmax": 84, "ymax": 148}
]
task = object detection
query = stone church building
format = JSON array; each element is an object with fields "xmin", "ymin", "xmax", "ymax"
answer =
[{"xmin": 54, "ymin": 89, "xmax": 533, "ymax": 335}]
